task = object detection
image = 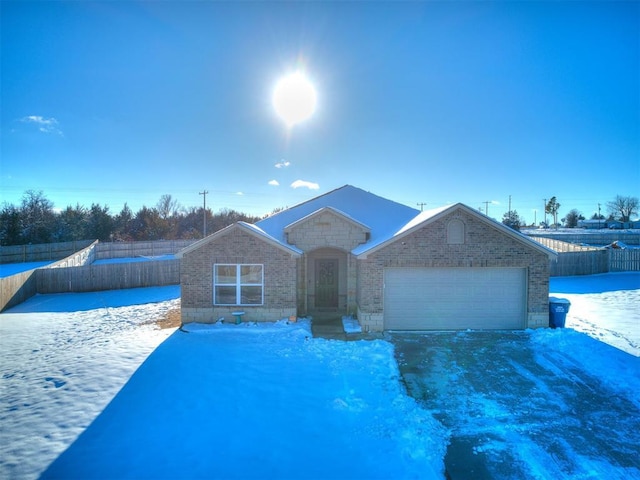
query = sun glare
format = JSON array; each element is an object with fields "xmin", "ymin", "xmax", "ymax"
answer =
[{"xmin": 272, "ymin": 71, "xmax": 317, "ymax": 128}]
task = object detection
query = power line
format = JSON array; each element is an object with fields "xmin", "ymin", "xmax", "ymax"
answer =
[{"xmin": 199, "ymin": 190, "xmax": 209, "ymax": 237}]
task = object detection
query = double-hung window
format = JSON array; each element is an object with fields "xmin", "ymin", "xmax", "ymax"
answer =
[{"xmin": 214, "ymin": 264, "xmax": 263, "ymax": 306}]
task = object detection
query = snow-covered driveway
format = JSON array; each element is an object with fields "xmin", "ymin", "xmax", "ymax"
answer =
[{"xmin": 393, "ymin": 330, "xmax": 640, "ymax": 479}]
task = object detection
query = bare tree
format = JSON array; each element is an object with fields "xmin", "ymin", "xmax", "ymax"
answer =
[
  {"xmin": 156, "ymin": 194, "xmax": 181, "ymax": 220},
  {"xmin": 607, "ymin": 195, "xmax": 639, "ymax": 222},
  {"xmin": 21, "ymin": 190, "xmax": 56, "ymax": 243}
]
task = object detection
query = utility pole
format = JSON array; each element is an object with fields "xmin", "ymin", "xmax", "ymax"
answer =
[
  {"xmin": 543, "ymin": 199, "xmax": 547, "ymax": 226},
  {"xmin": 508, "ymin": 195, "xmax": 512, "ymax": 212},
  {"xmin": 598, "ymin": 203, "xmax": 602, "ymax": 229},
  {"xmin": 416, "ymin": 202, "xmax": 427, "ymax": 212},
  {"xmin": 482, "ymin": 201, "xmax": 490, "ymax": 216},
  {"xmin": 199, "ymin": 190, "xmax": 209, "ymax": 237}
]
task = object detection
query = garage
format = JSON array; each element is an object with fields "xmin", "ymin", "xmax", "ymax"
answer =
[{"xmin": 384, "ymin": 267, "xmax": 527, "ymax": 330}]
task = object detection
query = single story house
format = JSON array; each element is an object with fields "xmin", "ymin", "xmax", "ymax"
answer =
[{"xmin": 178, "ymin": 185, "xmax": 556, "ymax": 331}]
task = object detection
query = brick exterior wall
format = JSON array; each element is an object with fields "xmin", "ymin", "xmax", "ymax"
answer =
[
  {"xmin": 180, "ymin": 226, "xmax": 298, "ymax": 323},
  {"xmin": 180, "ymin": 207, "xmax": 551, "ymax": 330},
  {"xmin": 286, "ymin": 209, "xmax": 368, "ymax": 252},
  {"xmin": 286, "ymin": 209, "xmax": 366, "ymax": 315},
  {"xmin": 356, "ymin": 210, "xmax": 550, "ymax": 331}
]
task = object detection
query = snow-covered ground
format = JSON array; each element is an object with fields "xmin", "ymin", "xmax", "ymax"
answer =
[
  {"xmin": 0, "ymin": 261, "xmax": 53, "ymax": 278},
  {"xmin": 91, "ymin": 254, "xmax": 175, "ymax": 265},
  {"xmin": 0, "ymin": 287, "xmax": 180, "ymax": 479},
  {"xmin": 1, "ymin": 273, "xmax": 638, "ymax": 479},
  {"xmin": 550, "ymin": 272, "xmax": 639, "ymax": 356}
]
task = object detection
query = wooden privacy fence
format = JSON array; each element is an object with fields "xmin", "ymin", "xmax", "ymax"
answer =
[
  {"xmin": 526, "ymin": 231, "xmax": 640, "ymax": 246},
  {"xmin": 94, "ymin": 240, "xmax": 195, "ymax": 260},
  {"xmin": 609, "ymin": 249, "xmax": 640, "ymax": 272},
  {"xmin": 551, "ymin": 250, "xmax": 610, "ymax": 276},
  {"xmin": 1, "ymin": 239, "xmax": 192, "ymax": 311},
  {"xmin": 36, "ymin": 260, "xmax": 180, "ymax": 293},
  {"xmin": 0, "ymin": 239, "xmax": 95, "ymax": 263},
  {"xmin": 531, "ymin": 237, "xmax": 601, "ymax": 253},
  {"xmin": 1, "ymin": 241, "xmax": 98, "ymax": 311},
  {"xmin": 0, "ymin": 269, "xmax": 38, "ymax": 312},
  {"xmin": 531, "ymin": 237, "xmax": 640, "ymax": 275}
]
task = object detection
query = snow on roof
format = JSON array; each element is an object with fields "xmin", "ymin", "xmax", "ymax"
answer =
[
  {"xmin": 394, "ymin": 204, "xmax": 454, "ymax": 236},
  {"xmin": 177, "ymin": 221, "xmax": 302, "ymax": 258},
  {"xmin": 353, "ymin": 204, "xmax": 454, "ymax": 256},
  {"xmin": 284, "ymin": 206, "xmax": 371, "ymax": 233},
  {"xmin": 256, "ymin": 185, "xmax": 419, "ymax": 248},
  {"xmin": 355, "ymin": 202, "xmax": 558, "ymax": 258},
  {"xmin": 239, "ymin": 222, "xmax": 303, "ymax": 255}
]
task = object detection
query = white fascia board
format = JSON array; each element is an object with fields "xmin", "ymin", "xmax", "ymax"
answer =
[
  {"xmin": 356, "ymin": 203, "xmax": 558, "ymax": 260},
  {"xmin": 176, "ymin": 222, "xmax": 302, "ymax": 258},
  {"xmin": 284, "ymin": 206, "xmax": 371, "ymax": 233}
]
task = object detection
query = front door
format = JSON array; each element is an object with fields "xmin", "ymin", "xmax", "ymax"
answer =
[{"xmin": 315, "ymin": 259, "xmax": 339, "ymax": 310}]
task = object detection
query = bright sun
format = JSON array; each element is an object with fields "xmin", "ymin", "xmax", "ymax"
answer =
[{"xmin": 272, "ymin": 71, "xmax": 317, "ymax": 128}]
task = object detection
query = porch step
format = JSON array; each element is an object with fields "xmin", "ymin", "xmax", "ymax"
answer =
[{"xmin": 311, "ymin": 315, "xmax": 347, "ymax": 340}]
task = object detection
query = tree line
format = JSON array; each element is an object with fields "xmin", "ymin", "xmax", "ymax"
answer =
[
  {"xmin": 502, "ymin": 194, "xmax": 638, "ymax": 231},
  {"xmin": 0, "ymin": 190, "xmax": 262, "ymax": 246},
  {"xmin": 3, "ymin": 190, "xmax": 638, "ymax": 245}
]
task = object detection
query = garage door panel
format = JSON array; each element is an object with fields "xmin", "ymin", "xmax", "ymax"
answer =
[{"xmin": 384, "ymin": 268, "xmax": 526, "ymax": 330}]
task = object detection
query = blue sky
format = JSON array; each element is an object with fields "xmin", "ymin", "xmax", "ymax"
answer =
[{"xmin": 1, "ymin": 1, "xmax": 638, "ymax": 224}]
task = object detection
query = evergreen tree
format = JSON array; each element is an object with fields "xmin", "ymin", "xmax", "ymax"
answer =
[
  {"xmin": 86, "ymin": 203, "xmax": 114, "ymax": 241},
  {"xmin": 563, "ymin": 209, "xmax": 584, "ymax": 228},
  {"xmin": 0, "ymin": 203, "xmax": 24, "ymax": 245},
  {"xmin": 502, "ymin": 210, "xmax": 522, "ymax": 231},
  {"xmin": 56, "ymin": 204, "xmax": 87, "ymax": 241}
]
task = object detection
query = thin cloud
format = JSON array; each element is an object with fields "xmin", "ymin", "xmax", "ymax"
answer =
[
  {"xmin": 268, "ymin": 180, "xmax": 280, "ymax": 186},
  {"xmin": 236, "ymin": 191, "xmax": 244, "ymax": 196},
  {"xmin": 291, "ymin": 180, "xmax": 319, "ymax": 190},
  {"xmin": 275, "ymin": 160, "xmax": 290, "ymax": 169},
  {"xmin": 20, "ymin": 115, "xmax": 63, "ymax": 135}
]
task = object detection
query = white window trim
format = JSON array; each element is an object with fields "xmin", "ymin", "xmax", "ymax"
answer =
[{"xmin": 213, "ymin": 264, "xmax": 264, "ymax": 306}]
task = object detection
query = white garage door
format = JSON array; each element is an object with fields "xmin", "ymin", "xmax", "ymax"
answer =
[{"xmin": 384, "ymin": 268, "xmax": 526, "ymax": 330}]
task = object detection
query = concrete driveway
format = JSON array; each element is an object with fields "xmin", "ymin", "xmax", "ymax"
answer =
[{"xmin": 390, "ymin": 331, "xmax": 640, "ymax": 480}]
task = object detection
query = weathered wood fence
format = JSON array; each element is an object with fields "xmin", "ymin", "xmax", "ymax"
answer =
[
  {"xmin": 1, "ymin": 240, "xmax": 195, "ymax": 311},
  {"xmin": 610, "ymin": 249, "xmax": 640, "ymax": 272},
  {"xmin": 526, "ymin": 231, "xmax": 640, "ymax": 246},
  {"xmin": 0, "ymin": 239, "xmax": 95, "ymax": 263},
  {"xmin": 37, "ymin": 260, "xmax": 181, "ymax": 293},
  {"xmin": 1, "ymin": 241, "xmax": 98, "ymax": 311},
  {"xmin": 94, "ymin": 240, "xmax": 194, "ymax": 260},
  {"xmin": 531, "ymin": 237, "xmax": 640, "ymax": 276}
]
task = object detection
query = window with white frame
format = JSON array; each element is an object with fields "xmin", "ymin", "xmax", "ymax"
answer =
[{"xmin": 214, "ymin": 264, "xmax": 263, "ymax": 305}]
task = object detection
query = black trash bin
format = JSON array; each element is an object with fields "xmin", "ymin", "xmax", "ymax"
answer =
[{"xmin": 549, "ymin": 297, "xmax": 571, "ymax": 328}]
